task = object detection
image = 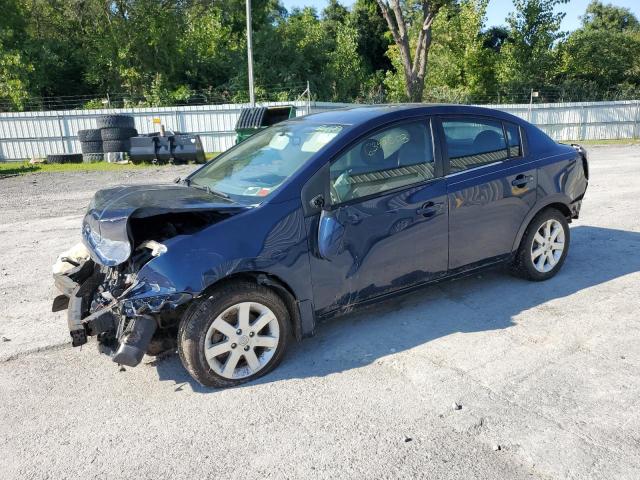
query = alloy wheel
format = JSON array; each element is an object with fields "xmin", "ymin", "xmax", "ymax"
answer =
[
  {"xmin": 530, "ymin": 219, "xmax": 565, "ymax": 273},
  {"xmin": 204, "ymin": 302, "xmax": 280, "ymax": 379}
]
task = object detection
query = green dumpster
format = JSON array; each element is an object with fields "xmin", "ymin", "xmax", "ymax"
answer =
[{"xmin": 235, "ymin": 105, "xmax": 297, "ymax": 144}]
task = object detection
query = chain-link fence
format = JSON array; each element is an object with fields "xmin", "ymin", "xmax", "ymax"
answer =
[{"xmin": 0, "ymin": 83, "xmax": 312, "ymax": 113}]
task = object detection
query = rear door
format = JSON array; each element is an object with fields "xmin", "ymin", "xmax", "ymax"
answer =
[{"xmin": 437, "ymin": 116, "xmax": 537, "ymax": 269}]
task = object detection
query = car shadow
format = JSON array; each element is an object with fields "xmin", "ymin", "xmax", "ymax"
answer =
[{"xmin": 154, "ymin": 225, "xmax": 640, "ymax": 393}]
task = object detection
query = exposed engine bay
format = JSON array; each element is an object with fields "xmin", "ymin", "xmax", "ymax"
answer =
[{"xmin": 53, "ymin": 209, "xmax": 232, "ymax": 367}]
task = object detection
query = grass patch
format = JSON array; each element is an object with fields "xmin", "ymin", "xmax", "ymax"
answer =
[
  {"xmin": 0, "ymin": 153, "xmax": 220, "ymax": 177},
  {"xmin": 0, "ymin": 161, "xmax": 152, "ymax": 177}
]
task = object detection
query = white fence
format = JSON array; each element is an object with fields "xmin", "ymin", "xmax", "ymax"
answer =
[
  {"xmin": 0, "ymin": 100, "xmax": 639, "ymax": 161},
  {"xmin": 0, "ymin": 101, "xmax": 350, "ymax": 161},
  {"xmin": 497, "ymin": 100, "xmax": 640, "ymax": 141}
]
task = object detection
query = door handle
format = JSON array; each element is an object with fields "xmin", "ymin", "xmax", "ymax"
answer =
[
  {"xmin": 512, "ymin": 175, "xmax": 534, "ymax": 188},
  {"xmin": 416, "ymin": 201, "xmax": 442, "ymax": 217}
]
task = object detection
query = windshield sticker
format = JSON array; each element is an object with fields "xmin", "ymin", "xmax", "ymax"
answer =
[
  {"xmin": 301, "ymin": 131, "xmax": 340, "ymax": 152},
  {"xmin": 269, "ymin": 133, "xmax": 291, "ymax": 150}
]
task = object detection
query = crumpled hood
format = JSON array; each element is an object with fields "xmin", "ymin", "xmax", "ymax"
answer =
[{"xmin": 82, "ymin": 184, "xmax": 246, "ymax": 266}]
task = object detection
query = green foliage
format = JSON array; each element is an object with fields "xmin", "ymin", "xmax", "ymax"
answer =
[
  {"xmin": 496, "ymin": 0, "xmax": 569, "ymax": 98},
  {"xmin": 0, "ymin": 0, "xmax": 639, "ymax": 111},
  {"xmin": 581, "ymin": 0, "xmax": 639, "ymax": 32},
  {"xmin": 424, "ymin": 0, "xmax": 497, "ymax": 102},
  {"xmin": 383, "ymin": 44, "xmax": 409, "ymax": 103}
]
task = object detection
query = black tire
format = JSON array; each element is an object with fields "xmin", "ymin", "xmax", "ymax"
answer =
[
  {"xmin": 178, "ymin": 281, "xmax": 292, "ymax": 388},
  {"xmin": 80, "ymin": 140, "xmax": 103, "ymax": 153},
  {"xmin": 100, "ymin": 127, "xmax": 138, "ymax": 141},
  {"xmin": 511, "ymin": 208, "xmax": 570, "ymax": 281},
  {"xmin": 102, "ymin": 139, "xmax": 130, "ymax": 153},
  {"xmin": 77, "ymin": 128, "xmax": 101, "ymax": 142},
  {"xmin": 82, "ymin": 153, "xmax": 103, "ymax": 163},
  {"xmin": 46, "ymin": 153, "xmax": 83, "ymax": 164},
  {"xmin": 96, "ymin": 115, "xmax": 135, "ymax": 129}
]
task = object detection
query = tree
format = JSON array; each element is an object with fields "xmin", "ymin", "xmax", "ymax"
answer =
[
  {"xmin": 0, "ymin": 0, "xmax": 32, "ymax": 110},
  {"xmin": 326, "ymin": 20, "xmax": 367, "ymax": 101},
  {"xmin": 580, "ymin": 0, "xmax": 639, "ymax": 32},
  {"xmin": 351, "ymin": 0, "xmax": 392, "ymax": 74},
  {"xmin": 424, "ymin": 0, "xmax": 498, "ymax": 103},
  {"xmin": 555, "ymin": 2, "xmax": 640, "ymax": 101},
  {"xmin": 375, "ymin": 0, "xmax": 454, "ymax": 101},
  {"xmin": 496, "ymin": 0, "xmax": 568, "ymax": 99},
  {"xmin": 482, "ymin": 26, "xmax": 510, "ymax": 52},
  {"xmin": 556, "ymin": 28, "xmax": 640, "ymax": 99}
]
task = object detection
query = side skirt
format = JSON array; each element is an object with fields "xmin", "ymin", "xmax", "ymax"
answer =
[{"xmin": 315, "ymin": 253, "xmax": 513, "ymax": 323}]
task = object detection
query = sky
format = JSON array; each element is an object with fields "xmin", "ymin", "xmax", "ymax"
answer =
[{"xmin": 280, "ymin": 0, "xmax": 640, "ymax": 32}]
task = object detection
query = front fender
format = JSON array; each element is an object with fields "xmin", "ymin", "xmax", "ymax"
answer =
[{"xmin": 134, "ymin": 199, "xmax": 313, "ymax": 305}]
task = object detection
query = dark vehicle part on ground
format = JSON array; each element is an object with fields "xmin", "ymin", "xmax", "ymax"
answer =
[
  {"xmin": 235, "ymin": 105, "xmax": 296, "ymax": 143},
  {"xmin": 53, "ymin": 104, "xmax": 588, "ymax": 388},
  {"xmin": 129, "ymin": 133, "xmax": 205, "ymax": 165},
  {"xmin": 46, "ymin": 153, "xmax": 83, "ymax": 164}
]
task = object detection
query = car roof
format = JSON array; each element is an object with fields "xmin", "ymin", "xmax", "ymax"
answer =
[{"xmin": 292, "ymin": 104, "xmax": 526, "ymax": 127}]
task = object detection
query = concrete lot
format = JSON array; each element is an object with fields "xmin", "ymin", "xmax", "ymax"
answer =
[{"xmin": 1, "ymin": 147, "xmax": 639, "ymax": 479}]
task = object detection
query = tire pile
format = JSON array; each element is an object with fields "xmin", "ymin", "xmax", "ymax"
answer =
[{"xmin": 78, "ymin": 115, "xmax": 138, "ymax": 163}]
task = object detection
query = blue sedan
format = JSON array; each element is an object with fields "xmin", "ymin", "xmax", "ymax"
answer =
[{"xmin": 53, "ymin": 105, "xmax": 589, "ymax": 387}]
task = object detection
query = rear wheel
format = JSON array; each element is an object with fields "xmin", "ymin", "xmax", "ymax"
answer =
[
  {"xmin": 178, "ymin": 281, "xmax": 291, "ymax": 388},
  {"xmin": 511, "ymin": 208, "xmax": 570, "ymax": 281}
]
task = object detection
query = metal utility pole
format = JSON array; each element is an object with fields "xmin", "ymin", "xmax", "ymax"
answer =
[
  {"xmin": 246, "ymin": 0, "xmax": 256, "ymax": 107},
  {"xmin": 529, "ymin": 89, "xmax": 539, "ymax": 122}
]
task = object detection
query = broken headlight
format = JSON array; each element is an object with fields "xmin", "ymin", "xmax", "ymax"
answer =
[{"xmin": 122, "ymin": 292, "xmax": 192, "ymax": 316}]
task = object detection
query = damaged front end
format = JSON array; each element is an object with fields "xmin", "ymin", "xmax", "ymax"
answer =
[
  {"xmin": 54, "ymin": 241, "xmax": 192, "ymax": 366},
  {"xmin": 53, "ymin": 184, "xmax": 245, "ymax": 367}
]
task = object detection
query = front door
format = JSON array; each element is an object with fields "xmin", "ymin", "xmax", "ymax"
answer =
[
  {"xmin": 438, "ymin": 116, "xmax": 537, "ymax": 269},
  {"xmin": 309, "ymin": 118, "xmax": 449, "ymax": 315}
]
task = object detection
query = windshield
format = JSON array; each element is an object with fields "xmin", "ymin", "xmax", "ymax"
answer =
[{"xmin": 189, "ymin": 122, "xmax": 344, "ymax": 203}]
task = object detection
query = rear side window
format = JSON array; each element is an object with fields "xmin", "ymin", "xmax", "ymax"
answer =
[
  {"xmin": 505, "ymin": 122, "xmax": 522, "ymax": 157},
  {"xmin": 442, "ymin": 118, "xmax": 508, "ymax": 173}
]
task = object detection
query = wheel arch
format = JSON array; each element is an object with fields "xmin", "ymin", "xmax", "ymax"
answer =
[
  {"xmin": 512, "ymin": 198, "xmax": 572, "ymax": 252},
  {"xmin": 194, "ymin": 271, "xmax": 315, "ymax": 341}
]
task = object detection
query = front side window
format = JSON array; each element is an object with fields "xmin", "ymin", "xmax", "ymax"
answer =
[
  {"xmin": 189, "ymin": 122, "xmax": 343, "ymax": 203},
  {"xmin": 329, "ymin": 120, "xmax": 435, "ymax": 203},
  {"xmin": 442, "ymin": 117, "xmax": 509, "ymax": 173}
]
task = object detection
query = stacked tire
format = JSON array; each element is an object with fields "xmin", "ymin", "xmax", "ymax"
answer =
[
  {"xmin": 77, "ymin": 115, "xmax": 138, "ymax": 162},
  {"xmin": 98, "ymin": 115, "xmax": 137, "ymax": 154},
  {"xmin": 78, "ymin": 128, "xmax": 103, "ymax": 162}
]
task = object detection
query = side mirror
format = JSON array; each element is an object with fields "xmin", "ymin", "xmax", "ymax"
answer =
[{"xmin": 317, "ymin": 208, "xmax": 344, "ymax": 259}]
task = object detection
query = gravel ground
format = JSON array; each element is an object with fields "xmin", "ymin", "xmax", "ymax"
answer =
[{"xmin": 1, "ymin": 148, "xmax": 639, "ymax": 479}]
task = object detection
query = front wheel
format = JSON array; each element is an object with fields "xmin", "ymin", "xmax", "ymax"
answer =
[
  {"xmin": 178, "ymin": 281, "xmax": 291, "ymax": 388},
  {"xmin": 511, "ymin": 208, "xmax": 571, "ymax": 281}
]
